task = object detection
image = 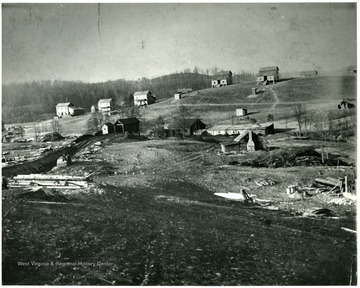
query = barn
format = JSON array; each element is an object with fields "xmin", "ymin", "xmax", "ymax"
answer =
[
  {"xmin": 256, "ymin": 66, "xmax": 279, "ymax": 84},
  {"xmin": 134, "ymin": 91, "xmax": 156, "ymax": 107},
  {"xmin": 165, "ymin": 119, "xmax": 206, "ymax": 137},
  {"xmin": 300, "ymin": 70, "xmax": 318, "ymax": 77},
  {"xmin": 114, "ymin": 118, "xmax": 140, "ymax": 133},
  {"xmin": 211, "ymin": 71, "xmax": 233, "ymax": 88},
  {"xmin": 102, "ymin": 123, "xmax": 115, "ymax": 135}
]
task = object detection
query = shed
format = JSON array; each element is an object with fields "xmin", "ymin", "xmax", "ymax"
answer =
[
  {"xmin": 257, "ymin": 66, "xmax": 279, "ymax": 84},
  {"xmin": 102, "ymin": 123, "xmax": 115, "ymax": 135},
  {"xmin": 91, "ymin": 105, "xmax": 97, "ymax": 113},
  {"xmin": 134, "ymin": 91, "xmax": 156, "ymax": 106},
  {"xmin": 300, "ymin": 70, "xmax": 318, "ymax": 77},
  {"xmin": 236, "ymin": 108, "xmax": 247, "ymax": 117},
  {"xmin": 114, "ymin": 118, "xmax": 140, "ymax": 133},
  {"xmin": 69, "ymin": 106, "xmax": 85, "ymax": 116},
  {"xmin": 98, "ymin": 99, "xmax": 115, "ymax": 113},
  {"xmin": 212, "ymin": 70, "xmax": 233, "ymax": 88},
  {"xmin": 174, "ymin": 93, "xmax": 182, "ymax": 100},
  {"xmin": 166, "ymin": 119, "xmax": 206, "ymax": 137}
]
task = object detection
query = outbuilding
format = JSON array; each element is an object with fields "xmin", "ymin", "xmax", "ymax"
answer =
[
  {"xmin": 300, "ymin": 70, "xmax": 318, "ymax": 77},
  {"xmin": 102, "ymin": 123, "xmax": 115, "ymax": 135},
  {"xmin": 236, "ymin": 108, "xmax": 247, "ymax": 117},
  {"xmin": 165, "ymin": 118, "xmax": 206, "ymax": 137},
  {"xmin": 114, "ymin": 118, "xmax": 140, "ymax": 133}
]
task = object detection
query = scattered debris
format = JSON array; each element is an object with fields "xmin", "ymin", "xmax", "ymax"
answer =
[
  {"xmin": 9, "ymin": 173, "xmax": 92, "ymax": 189},
  {"xmin": 57, "ymin": 154, "xmax": 72, "ymax": 167},
  {"xmin": 302, "ymin": 208, "xmax": 336, "ymax": 218},
  {"xmin": 255, "ymin": 180, "xmax": 276, "ymax": 187}
]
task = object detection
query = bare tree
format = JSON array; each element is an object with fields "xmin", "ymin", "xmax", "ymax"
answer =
[
  {"xmin": 292, "ymin": 104, "xmax": 307, "ymax": 135},
  {"xmin": 87, "ymin": 111, "xmax": 104, "ymax": 134}
]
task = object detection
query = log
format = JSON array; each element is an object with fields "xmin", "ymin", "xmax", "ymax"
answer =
[
  {"xmin": 315, "ymin": 177, "xmax": 340, "ymax": 187},
  {"xmin": 13, "ymin": 174, "xmax": 88, "ymax": 181},
  {"xmin": 341, "ymin": 227, "xmax": 357, "ymax": 234}
]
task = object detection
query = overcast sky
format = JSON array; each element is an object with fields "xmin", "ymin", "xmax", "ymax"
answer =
[{"xmin": 2, "ymin": 3, "xmax": 357, "ymax": 84}]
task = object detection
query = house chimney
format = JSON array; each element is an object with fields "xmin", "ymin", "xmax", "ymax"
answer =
[{"xmin": 247, "ymin": 131, "xmax": 255, "ymax": 152}]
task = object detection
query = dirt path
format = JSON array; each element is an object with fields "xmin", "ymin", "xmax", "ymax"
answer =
[{"xmin": 268, "ymin": 86, "xmax": 279, "ymax": 112}]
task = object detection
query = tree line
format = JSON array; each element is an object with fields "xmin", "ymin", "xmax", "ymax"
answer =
[{"xmin": 3, "ymin": 68, "xmax": 255, "ymax": 124}]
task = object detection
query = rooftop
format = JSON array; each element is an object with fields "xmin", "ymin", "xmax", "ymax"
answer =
[
  {"xmin": 98, "ymin": 98, "xmax": 113, "ymax": 104},
  {"xmin": 134, "ymin": 91, "xmax": 151, "ymax": 96},
  {"xmin": 56, "ymin": 102, "xmax": 73, "ymax": 107},
  {"xmin": 115, "ymin": 118, "xmax": 140, "ymax": 125}
]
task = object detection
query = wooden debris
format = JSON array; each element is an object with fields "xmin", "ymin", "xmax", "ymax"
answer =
[
  {"xmin": 9, "ymin": 173, "xmax": 92, "ymax": 189},
  {"xmin": 341, "ymin": 227, "xmax": 356, "ymax": 234},
  {"xmin": 26, "ymin": 201, "xmax": 85, "ymax": 206}
]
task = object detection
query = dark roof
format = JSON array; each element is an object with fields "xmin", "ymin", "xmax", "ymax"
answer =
[
  {"xmin": 56, "ymin": 102, "xmax": 73, "ymax": 107},
  {"xmin": 103, "ymin": 122, "xmax": 113, "ymax": 127},
  {"xmin": 212, "ymin": 70, "xmax": 232, "ymax": 79},
  {"xmin": 177, "ymin": 88, "xmax": 193, "ymax": 94},
  {"xmin": 259, "ymin": 66, "xmax": 279, "ymax": 72},
  {"xmin": 168, "ymin": 118, "xmax": 202, "ymax": 129},
  {"xmin": 256, "ymin": 71, "xmax": 278, "ymax": 77},
  {"xmin": 300, "ymin": 70, "xmax": 318, "ymax": 75},
  {"xmin": 98, "ymin": 98, "xmax": 113, "ymax": 104},
  {"xmin": 115, "ymin": 118, "xmax": 140, "ymax": 125},
  {"xmin": 134, "ymin": 91, "xmax": 151, "ymax": 96}
]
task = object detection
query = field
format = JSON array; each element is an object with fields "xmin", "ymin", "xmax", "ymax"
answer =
[
  {"xmin": 2, "ymin": 75, "xmax": 357, "ymax": 285},
  {"xmin": 2, "ymin": 135, "xmax": 357, "ymax": 285}
]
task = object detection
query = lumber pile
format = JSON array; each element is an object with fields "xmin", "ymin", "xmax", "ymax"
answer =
[{"xmin": 9, "ymin": 174, "xmax": 92, "ymax": 189}]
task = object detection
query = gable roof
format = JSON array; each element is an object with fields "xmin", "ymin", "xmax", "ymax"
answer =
[
  {"xmin": 259, "ymin": 66, "xmax": 279, "ymax": 72},
  {"xmin": 212, "ymin": 70, "xmax": 232, "ymax": 80},
  {"xmin": 98, "ymin": 98, "xmax": 113, "ymax": 104},
  {"xmin": 134, "ymin": 91, "xmax": 151, "ymax": 96},
  {"xmin": 56, "ymin": 102, "xmax": 73, "ymax": 107},
  {"xmin": 102, "ymin": 122, "xmax": 114, "ymax": 128},
  {"xmin": 300, "ymin": 70, "xmax": 318, "ymax": 75},
  {"xmin": 115, "ymin": 118, "xmax": 140, "ymax": 125}
]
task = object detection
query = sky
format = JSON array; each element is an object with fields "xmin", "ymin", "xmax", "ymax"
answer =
[{"xmin": 2, "ymin": 3, "xmax": 357, "ymax": 84}]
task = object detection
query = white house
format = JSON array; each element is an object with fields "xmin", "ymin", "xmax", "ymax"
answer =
[
  {"xmin": 98, "ymin": 99, "xmax": 115, "ymax": 113},
  {"xmin": 134, "ymin": 91, "xmax": 156, "ymax": 106},
  {"xmin": 56, "ymin": 102, "xmax": 73, "ymax": 117}
]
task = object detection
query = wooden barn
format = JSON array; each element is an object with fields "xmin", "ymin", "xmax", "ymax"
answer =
[
  {"xmin": 165, "ymin": 119, "xmax": 206, "ymax": 137},
  {"xmin": 102, "ymin": 123, "xmax": 115, "ymax": 135},
  {"xmin": 256, "ymin": 66, "xmax": 279, "ymax": 84},
  {"xmin": 114, "ymin": 118, "xmax": 140, "ymax": 133},
  {"xmin": 300, "ymin": 70, "xmax": 318, "ymax": 77},
  {"xmin": 134, "ymin": 91, "xmax": 156, "ymax": 107},
  {"xmin": 211, "ymin": 71, "xmax": 233, "ymax": 88}
]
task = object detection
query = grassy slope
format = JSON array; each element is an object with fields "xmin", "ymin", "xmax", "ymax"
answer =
[{"xmin": 144, "ymin": 75, "xmax": 356, "ymax": 126}]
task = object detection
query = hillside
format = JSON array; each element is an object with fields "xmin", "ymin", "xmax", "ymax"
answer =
[{"xmin": 143, "ymin": 75, "xmax": 356, "ymax": 126}]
